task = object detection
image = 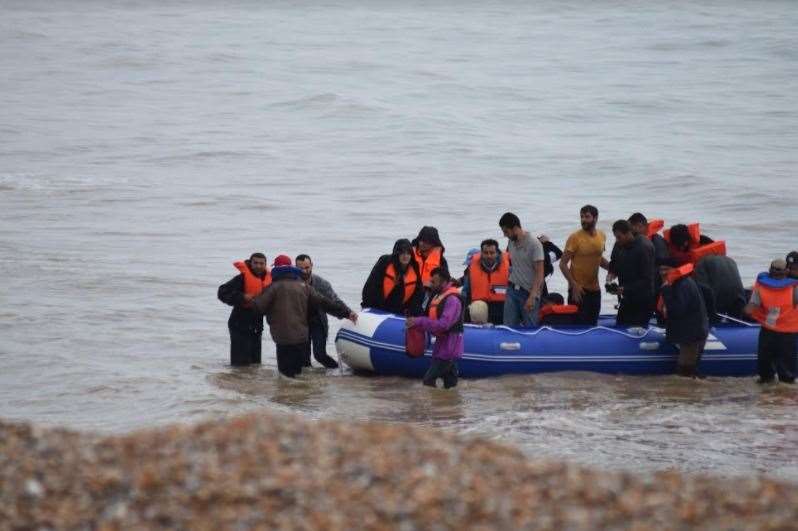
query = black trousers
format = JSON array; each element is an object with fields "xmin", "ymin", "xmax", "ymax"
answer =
[
  {"xmin": 616, "ymin": 301, "xmax": 652, "ymax": 328},
  {"xmin": 423, "ymin": 359, "xmax": 459, "ymax": 389},
  {"xmin": 229, "ymin": 327, "xmax": 262, "ymax": 366},
  {"xmin": 276, "ymin": 343, "xmax": 307, "ymax": 378},
  {"xmin": 302, "ymin": 320, "xmax": 340, "ymax": 369},
  {"xmin": 757, "ymin": 328, "xmax": 797, "ymax": 383},
  {"xmin": 569, "ymin": 288, "xmax": 601, "ymax": 326}
]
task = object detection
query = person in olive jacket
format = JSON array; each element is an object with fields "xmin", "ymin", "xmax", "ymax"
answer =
[{"xmin": 253, "ymin": 255, "xmax": 357, "ymax": 378}]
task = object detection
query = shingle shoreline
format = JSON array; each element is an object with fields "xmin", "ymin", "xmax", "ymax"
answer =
[{"xmin": 1, "ymin": 413, "xmax": 796, "ymax": 530}]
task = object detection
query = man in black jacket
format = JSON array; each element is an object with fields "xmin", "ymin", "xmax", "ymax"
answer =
[
  {"xmin": 660, "ymin": 266, "xmax": 710, "ymax": 378},
  {"xmin": 217, "ymin": 253, "xmax": 269, "ymax": 366},
  {"xmin": 608, "ymin": 220, "xmax": 655, "ymax": 328}
]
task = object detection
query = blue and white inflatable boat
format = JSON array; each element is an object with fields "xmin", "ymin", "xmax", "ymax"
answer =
[{"xmin": 335, "ymin": 309, "xmax": 760, "ymax": 378}]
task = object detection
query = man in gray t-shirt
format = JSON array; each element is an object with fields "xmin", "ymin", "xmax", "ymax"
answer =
[{"xmin": 499, "ymin": 212, "xmax": 545, "ymax": 327}]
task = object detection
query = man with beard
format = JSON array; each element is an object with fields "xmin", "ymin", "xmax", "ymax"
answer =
[
  {"xmin": 559, "ymin": 205, "xmax": 609, "ymax": 325},
  {"xmin": 361, "ymin": 239, "xmax": 425, "ymax": 316},
  {"xmin": 499, "ymin": 212, "xmax": 545, "ymax": 327},
  {"xmin": 295, "ymin": 254, "xmax": 345, "ymax": 369},
  {"xmin": 462, "ymin": 238, "xmax": 510, "ymax": 325}
]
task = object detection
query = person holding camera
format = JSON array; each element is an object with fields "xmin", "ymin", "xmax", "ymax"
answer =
[{"xmin": 607, "ymin": 220, "xmax": 656, "ymax": 328}]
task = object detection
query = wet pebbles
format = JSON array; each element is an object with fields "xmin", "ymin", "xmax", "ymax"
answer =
[{"xmin": 1, "ymin": 413, "xmax": 797, "ymax": 530}]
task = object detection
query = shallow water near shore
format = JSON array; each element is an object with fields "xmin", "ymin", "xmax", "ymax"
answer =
[{"xmin": 1, "ymin": 0, "xmax": 797, "ymax": 481}]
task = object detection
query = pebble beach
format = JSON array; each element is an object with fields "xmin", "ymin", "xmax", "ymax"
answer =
[{"xmin": 2, "ymin": 412, "xmax": 797, "ymax": 530}]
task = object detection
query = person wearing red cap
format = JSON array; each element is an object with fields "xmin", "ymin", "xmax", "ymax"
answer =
[
  {"xmin": 253, "ymin": 255, "xmax": 357, "ymax": 377},
  {"xmin": 217, "ymin": 252, "xmax": 271, "ymax": 366}
]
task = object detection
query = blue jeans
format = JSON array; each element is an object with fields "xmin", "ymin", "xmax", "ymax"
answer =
[{"xmin": 503, "ymin": 285, "xmax": 540, "ymax": 327}]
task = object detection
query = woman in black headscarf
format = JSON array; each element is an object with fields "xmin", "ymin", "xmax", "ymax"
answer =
[{"xmin": 361, "ymin": 239, "xmax": 424, "ymax": 315}]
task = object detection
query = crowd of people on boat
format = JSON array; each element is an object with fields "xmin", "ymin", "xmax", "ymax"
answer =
[{"xmin": 218, "ymin": 208, "xmax": 798, "ymax": 388}]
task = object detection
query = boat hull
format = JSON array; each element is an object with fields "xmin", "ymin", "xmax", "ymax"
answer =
[{"xmin": 335, "ymin": 310, "xmax": 760, "ymax": 378}]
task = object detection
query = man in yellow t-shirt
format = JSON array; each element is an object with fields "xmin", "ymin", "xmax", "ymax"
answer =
[{"xmin": 559, "ymin": 205, "xmax": 609, "ymax": 325}]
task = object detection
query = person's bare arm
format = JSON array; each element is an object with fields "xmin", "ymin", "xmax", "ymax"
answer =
[{"xmin": 560, "ymin": 250, "xmax": 582, "ymax": 303}]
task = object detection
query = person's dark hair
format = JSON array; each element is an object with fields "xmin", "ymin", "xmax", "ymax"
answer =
[
  {"xmin": 295, "ymin": 254, "xmax": 312, "ymax": 264},
  {"xmin": 480, "ymin": 239, "xmax": 500, "ymax": 252},
  {"xmin": 612, "ymin": 220, "xmax": 632, "ymax": 234},
  {"xmin": 412, "ymin": 226, "xmax": 444, "ymax": 249},
  {"xmin": 430, "ymin": 267, "xmax": 451, "ymax": 281},
  {"xmin": 580, "ymin": 205, "xmax": 598, "ymax": 218},
  {"xmin": 669, "ymin": 224, "xmax": 691, "ymax": 248},
  {"xmin": 628, "ymin": 212, "xmax": 647, "ymax": 226},
  {"xmin": 392, "ymin": 238, "xmax": 413, "ymax": 256},
  {"xmin": 250, "ymin": 252, "xmax": 266, "ymax": 261},
  {"xmin": 499, "ymin": 212, "xmax": 521, "ymax": 229}
]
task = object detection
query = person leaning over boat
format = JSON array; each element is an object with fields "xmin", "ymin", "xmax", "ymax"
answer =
[
  {"xmin": 295, "ymin": 253, "xmax": 343, "ymax": 369},
  {"xmin": 559, "ymin": 205, "xmax": 608, "ymax": 326},
  {"xmin": 406, "ymin": 267, "xmax": 464, "ymax": 389},
  {"xmin": 659, "ymin": 264, "xmax": 710, "ymax": 378},
  {"xmin": 253, "ymin": 255, "xmax": 357, "ymax": 378},
  {"xmin": 693, "ymin": 253, "xmax": 747, "ymax": 319},
  {"xmin": 361, "ymin": 239, "xmax": 424, "ymax": 315},
  {"xmin": 608, "ymin": 220, "xmax": 656, "ymax": 328},
  {"xmin": 787, "ymin": 251, "xmax": 798, "ymax": 280},
  {"xmin": 461, "ymin": 238, "xmax": 509, "ymax": 326},
  {"xmin": 217, "ymin": 252, "xmax": 271, "ymax": 366},
  {"xmin": 499, "ymin": 212, "xmax": 545, "ymax": 327},
  {"xmin": 744, "ymin": 258, "xmax": 798, "ymax": 384},
  {"xmin": 412, "ymin": 226, "xmax": 448, "ymax": 289}
]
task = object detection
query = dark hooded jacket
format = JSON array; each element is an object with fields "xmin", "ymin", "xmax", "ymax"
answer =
[
  {"xmin": 217, "ymin": 260, "xmax": 265, "ymax": 334},
  {"xmin": 661, "ymin": 276, "xmax": 710, "ymax": 344},
  {"xmin": 361, "ymin": 239, "xmax": 424, "ymax": 315},
  {"xmin": 411, "ymin": 226, "xmax": 449, "ymax": 273}
]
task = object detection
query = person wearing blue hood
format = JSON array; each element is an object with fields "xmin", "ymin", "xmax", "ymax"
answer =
[
  {"xmin": 253, "ymin": 255, "xmax": 357, "ymax": 378},
  {"xmin": 361, "ymin": 239, "xmax": 425, "ymax": 316}
]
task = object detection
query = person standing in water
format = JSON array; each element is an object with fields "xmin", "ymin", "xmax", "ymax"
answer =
[
  {"xmin": 406, "ymin": 268, "xmax": 464, "ymax": 388},
  {"xmin": 217, "ymin": 252, "xmax": 271, "ymax": 366},
  {"xmin": 295, "ymin": 253, "xmax": 345, "ymax": 369}
]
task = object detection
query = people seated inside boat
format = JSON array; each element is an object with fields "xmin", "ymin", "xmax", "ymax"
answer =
[
  {"xmin": 744, "ymin": 258, "xmax": 798, "ymax": 384},
  {"xmin": 538, "ymin": 292, "xmax": 579, "ymax": 326},
  {"xmin": 608, "ymin": 220, "xmax": 655, "ymax": 328},
  {"xmin": 462, "ymin": 238, "xmax": 510, "ymax": 326},
  {"xmin": 560, "ymin": 205, "xmax": 608, "ymax": 326},
  {"xmin": 499, "ymin": 212, "xmax": 545, "ymax": 327},
  {"xmin": 538, "ymin": 234, "xmax": 563, "ymax": 298},
  {"xmin": 659, "ymin": 264, "xmax": 710, "ymax": 378},
  {"xmin": 666, "ymin": 223, "xmax": 716, "ymax": 266},
  {"xmin": 412, "ymin": 226, "xmax": 448, "ymax": 289},
  {"xmin": 361, "ymin": 238, "xmax": 424, "ymax": 316},
  {"xmin": 787, "ymin": 251, "xmax": 798, "ymax": 279},
  {"xmin": 693, "ymin": 254, "xmax": 747, "ymax": 318}
]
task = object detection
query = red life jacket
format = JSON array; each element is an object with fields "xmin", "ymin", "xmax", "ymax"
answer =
[
  {"xmin": 233, "ymin": 261, "xmax": 272, "ymax": 308},
  {"xmin": 468, "ymin": 252, "xmax": 510, "ymax": 303},
  {"xmin": 428, "ymin": 286, "xmax": 464, "ymax": 333},
  {"xmin": 538, "ymin": 304, "xmax": 579, "ymax": 320},
  {"xmin": 749, "ymin": 280, "xmax": 798, "ymax": 333},
  {"xmin": 414, "ymin": 246, "xmax": 443, "ymax": 287},
  {"xmin": 383, "ymin": 263, "xmax": 419, "ymax": 304},
  {"xmin": 656, "ymin": 264, "xmax": 694, "ymax": 318},
  {"xmin": 647, "ymin": 219, "xmax": 665, "ymax": 237}
]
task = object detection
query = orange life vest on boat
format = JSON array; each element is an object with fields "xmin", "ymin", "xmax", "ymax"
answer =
[
  {"xmin": 468, "ymin": 252, "xmax": 510, "ymax": 303},
  {"xmin": 383, "ymin": 263, "xmax": 419, "ymax": 305},
  {"xmin": 233, "ymin": 261, "xmax": 272, "ymax": 307},
  {"xmin": 748, "ymin": 281, "xmax": 798, "ymax": 333},
  {"xmin": 646, "ymin": 219, "xmax": 665, "ymax": 238},
  {"xmin": 538, "ymin": 304, "xmax": 579, "ymax": 320},
  {"xmin": 428, "ymin": 286, "xmax": 464, "ymax": 333},
  {"xmin": 656, "ymin": 263, "xmax": 694, "ymax": 318},
  {"xmin": 414, "ymin": 246, "xmax": 443, "ymax": 287},
  {"xmin": 688, "ymin": 240, "xmax": 727, "ymax": 264}
]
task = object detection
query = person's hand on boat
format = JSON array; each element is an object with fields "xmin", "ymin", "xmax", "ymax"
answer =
[{"xmin": 347, "ymin": 312, "xmax": 358, "ymax": 324}]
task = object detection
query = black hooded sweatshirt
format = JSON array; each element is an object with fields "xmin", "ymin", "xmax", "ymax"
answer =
[{"xmin": 361, "ymin": 239, "xmax": 425, "ymax": 315}]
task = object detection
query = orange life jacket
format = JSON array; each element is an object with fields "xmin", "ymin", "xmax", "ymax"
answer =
[
  {"xmin": 414, "ymin": 246, "xmax": 443, "ymax": 287},
  {"xmin": 748, "ymin": 281, "xmax": 798, "ymax": 333},
  {"xmin": 383, "ymin": 263, "xmax": 419, "ymax": 305},
  {"xmin": 468, "ymin": 252, "xmax": 510, "ymax": 303},
  {"xmin": 647, "ymin": 219, "xmax": 665, "ymax": 237},
  {"xmin": 538, "ymin": 304, "xmax": 579, "ymax": 320},
  {"xmin": 428, "ymin": 286, "xmax": 464, "ymax": 333},
  {"xmin": 233, "ymin": 261, "xmax": 272, "ymax": 307},
  {"xmin": 657, "ymin": 264, "xmax": 694, "ymax": 317},
  {"xmin": 688, "ymin": 240, "xmax": 727, "ymax": 263}
]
